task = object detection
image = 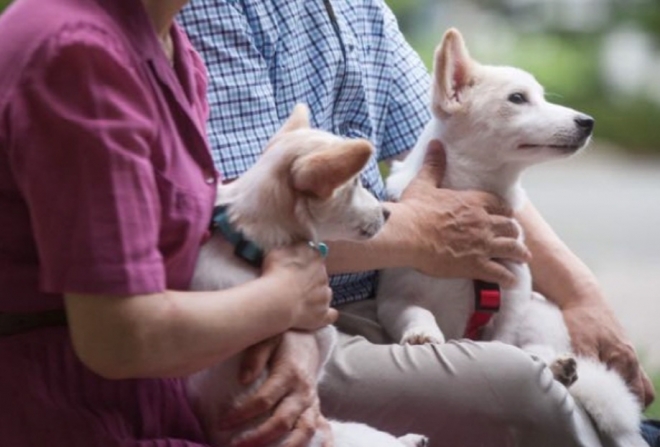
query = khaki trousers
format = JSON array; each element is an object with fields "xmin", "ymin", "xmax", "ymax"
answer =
[{"xmin": 319, "ymin": 300, "xmax": 605, "ymax": 447}]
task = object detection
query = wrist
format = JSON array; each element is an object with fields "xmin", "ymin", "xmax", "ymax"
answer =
[
  {"xmin": 258, "ymin": 274, "xmax": 299, "ymax": 330},
  {"xmin": 324, "ymin": 202, "xmax": 418, "ymax": 274},
  {"xmin": 286, "ymin": 330, "xmax": 323, "ymax": 374},
  {"xmin": 376, "ymin": 201, "xmax": 417, "ymax": 267}
]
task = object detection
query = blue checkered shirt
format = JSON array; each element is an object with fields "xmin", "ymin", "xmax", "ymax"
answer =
[{"xmin": 179, "ymin": 0, "xmax": 431, "ymax": 305}]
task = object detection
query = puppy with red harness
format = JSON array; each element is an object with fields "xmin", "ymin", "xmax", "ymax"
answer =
[{"xmin": 377, "ymin": 28, "xmax": 646, "ymax": 447}]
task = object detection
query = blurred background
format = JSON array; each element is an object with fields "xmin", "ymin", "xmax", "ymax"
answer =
[
  {"xmin": 385, "ymin": 0, "xmax": 660, "ymax": 417},
  {"xmin": 1, "ymin": 0, "xmax": 658, "ymax": 416}
]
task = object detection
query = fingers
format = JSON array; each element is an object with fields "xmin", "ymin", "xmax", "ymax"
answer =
[
  {"xmin": 491, "ymin": 215, "xmax": 520, "ymax": 239},
  {"xmin": 627, "ymin": 371, "xmax": 648, "ymax": 410},
  {"xmin": 316, "ymin": 415, "xmax": 334, "ymax": 447},
  {"xmin": 412, "ymin": 139, "xmax": 447, "ymax": 188},
  {"xmin": 602, "ymin": 343, "xmax": 651, "ymax": 407},
  {"xmin": 232, "ymin": 395, "xmax": 311, "ymax": 447},
  {"xmin": 602, "ymin": 343, "xmax": 638, "ymax": 386},
  {"xmin": 478, "ymin": 260, "xmax": 517, "ymax": 288},
  {"xmin": 490, "ymin": 237, "xmax": 531, "ymax": 264},
  {"xmin": 641, "ymin": 369, "xmax": 656, "ymax": 408},
  {"xmin": 263, "ymin": 242, "xmax": 324, "ymax": 270},
  {"xmin": 239, "ymin": 335, "xmax": 282, "ymax": 384},
  {"xmin": 281, "ymin": 406, "xmax": 325, "ymax": 447},
  {"xmin": 626, "ymin": 372, "xmax": 645, "ymax": 409},
  {"xmin": 224, "ymin": 373, "xmax": 291, "ymax": 429},
  {"xmin": 325, "ymin": 308, "xmax": 339, "ymax": 325}
]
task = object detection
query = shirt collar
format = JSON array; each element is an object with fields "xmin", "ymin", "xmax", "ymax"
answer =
[{"xmin": 97, "ymin": 0, "xmax": 169, "ymax": 61}]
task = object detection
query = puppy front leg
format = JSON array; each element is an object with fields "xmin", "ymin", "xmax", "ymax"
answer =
[
  {"xmin": 398, "ymin": 305, "xmax": 446, "ymax": 345},
  {"xmin": 378, "ymin": 297, "xmax": 445, "ymax": 345},
  {"xmin": 377, "ymin": 269, "xmax": 446, "ymax": 345}
]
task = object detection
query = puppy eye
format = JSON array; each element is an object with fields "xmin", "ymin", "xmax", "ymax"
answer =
[{"xmin": 508, "ymin": 92, "xmax": 528, "ymax": 104}]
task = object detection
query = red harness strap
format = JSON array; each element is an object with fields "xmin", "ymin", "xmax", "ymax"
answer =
[{"xmin": 464, "ymin": 280, "xmax": 501, "ymax": 340}]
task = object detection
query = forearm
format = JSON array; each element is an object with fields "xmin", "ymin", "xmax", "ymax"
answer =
[
  {"xmin": 517, "ymin": 200, "xmax": 604, "ymax": 308},
  {"xmin": 65, "ymin": 276, "xmax": 294, "ymax": 380},
  {"xmin": 326, "ymin": 203, "xmax": 410, "ymax": 275},
  {"xmin": 518, "ymin": 202, "xmax": 655, "ymax": 406}
]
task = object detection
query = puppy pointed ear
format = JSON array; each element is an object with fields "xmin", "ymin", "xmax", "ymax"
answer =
[
  {"xmin": 292, "ymin": 139, "xmax": 374, "ymax": 200},
  {"xmin": 433, "ymin": 28, "xmax": 475, "ymax": 118},
  {"xmin": 279, "ymin": 104, "xmax": 311, "ymax": 134},
  {"xmin": 264, "ymin": 104, "xmax": 311, "ymax": 153}
]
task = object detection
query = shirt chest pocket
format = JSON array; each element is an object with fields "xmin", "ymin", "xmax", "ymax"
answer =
[{"xmin": 153, "ymin": 169, "xmax": 213, "ymax": 262}]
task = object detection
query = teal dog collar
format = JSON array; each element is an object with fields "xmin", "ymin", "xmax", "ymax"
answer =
[
  {"xmin": 211, "ymin": 206, "xmax": 264, "ymax": 267},
  {"xmin": 211, "ymin": 206, "xmax": 329, "ymax": 267}
]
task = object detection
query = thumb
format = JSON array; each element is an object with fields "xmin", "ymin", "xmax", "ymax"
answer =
[
  {"xmin": 324, "ymin": 308, "xmax": 339, "ymax": 326},
  {"xmin": 413, "ymin": 139, "xmax": 447, "ymax": 188},
  {"xmin": 238, "ymin": 335, "xmax": 282, "ymax": 384}
]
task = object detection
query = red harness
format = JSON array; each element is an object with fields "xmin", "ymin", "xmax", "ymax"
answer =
[{"xmin": 464, "ymin": 280, "xmax": 501, "ymax": 340}]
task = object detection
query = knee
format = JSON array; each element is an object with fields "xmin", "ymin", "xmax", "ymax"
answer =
[
  {"xmin": 475, "ymin": 341, "xmax": 551, "ymax": 387},
  {"xmin": 471, "ymin": 341, "xmax": 575, "ymax": 419}
]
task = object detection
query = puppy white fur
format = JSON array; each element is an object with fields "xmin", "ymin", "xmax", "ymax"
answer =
[
  {"xmin": 187, "ymin": 104, "xmax": 427, "ymax": 447},
  {"xmin": 377, "ymin": 29, "xmax": 645, "ymax": 447}
]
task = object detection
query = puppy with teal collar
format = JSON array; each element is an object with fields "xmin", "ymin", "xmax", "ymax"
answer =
[{"xmin": 187, "ymin": 104, "xmax": 427, "ymax": 447}]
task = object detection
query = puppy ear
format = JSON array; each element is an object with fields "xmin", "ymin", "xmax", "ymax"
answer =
[
  {"xmin": 264, "ymin": 104, "xmax": 311, "ymax": 153},
  {"xmin": 432, "ymin": 28, "xmax": 475, "ymax": 118},
  {"xmin": 292, "ymin": 139, "xmax": 374, "ymax": 200},
  {"xmin": 279, "ymin": 104, "xmax": 310, "ymax": 134}
]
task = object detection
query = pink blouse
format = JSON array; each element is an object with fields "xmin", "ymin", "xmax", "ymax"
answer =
[{"xmin": 0, "ymin": 0, "xmax": 218, "ymax": 311}]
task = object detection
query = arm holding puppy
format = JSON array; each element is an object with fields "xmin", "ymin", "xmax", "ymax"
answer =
[
  {"xmin": 326, "ymin": 140, "xmax": 530, "ymax": 286},
  {"xmin": 328, "ymin": 140, "xmax": 530, "ymax": 284},
  {"xmin": 65, "ymin": 244, "xmax": 335, "ymax": 380},
  {"xmin": 226, "ymin": 331, "xmax": 332, "ymax": 447},
  {"xmin": 517, "ymin": 200, "xmax": 655, "ymax": 407}
]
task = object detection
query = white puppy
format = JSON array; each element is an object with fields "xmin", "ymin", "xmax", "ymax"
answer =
[
  {"xmin": 187, "ymin": 104, "xmax": 427, "ymax": 447},
  {"xmin": 377, "ymin": 29, "xmax": 645, "ymax": 447}
]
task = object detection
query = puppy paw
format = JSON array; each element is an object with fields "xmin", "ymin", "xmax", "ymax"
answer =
[
  {"xmin": 397, "ymin": 434, "xmax": 429, "ymax": 447},
  {"xmin": 401, "ymin": 329, "xmax": 445, "ymax": 345},
  {"xmin": 550, "ymin": 356, "xmax": 578, "ymax": 387}
]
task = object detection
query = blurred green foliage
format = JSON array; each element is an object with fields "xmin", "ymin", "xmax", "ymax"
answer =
[
  {"xmin": 382, "ymin": 0, "xmax": 418, "ymax": 17},
  {"xmin": 386, "ymin": 0, "xmax": 660, "ymax": 154},
  {"xmin": 617, "ymin": 2, "xmax": 660, "ymax": 43}
]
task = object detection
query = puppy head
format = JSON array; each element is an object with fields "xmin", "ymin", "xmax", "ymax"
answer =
[
  {"xmin": 290, "ymin": 137, "xmax": 386, "ymax": 241},
  {"xmin": 227, "ymin": 104, "xmax": 386, "ymax": 247},
  {"xmin": 432, "ymin": 28, "xmax": 594, "ymax": 169}
]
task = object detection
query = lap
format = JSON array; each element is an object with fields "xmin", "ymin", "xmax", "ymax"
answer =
[
  {"xmin": 0, "ymin": 327, "xmax": 209, "ymax": 447},
  {"xmin": 319, "ymin": 300, "xmax": 603, "ymax": 447}
]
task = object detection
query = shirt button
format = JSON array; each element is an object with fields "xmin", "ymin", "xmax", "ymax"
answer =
[{"xmin": 204, "ymin": 170, "xmax": 217, "ymax": 185}]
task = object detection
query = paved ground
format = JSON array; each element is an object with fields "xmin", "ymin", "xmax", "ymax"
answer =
[{"xmin": 523, "ymin": 142, "xmax": 660, "ymax": 369}]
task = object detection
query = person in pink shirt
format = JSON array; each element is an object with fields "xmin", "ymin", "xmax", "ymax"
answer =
[{"xmin": 0, "ymin": 0, "xmax": 336, "ymax": 445}]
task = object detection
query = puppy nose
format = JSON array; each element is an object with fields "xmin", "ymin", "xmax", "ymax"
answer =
[
  {"xmin": 574, "ymin": 115, "xmax": 595, "ymax": 134},
  {"xmin": 382, "ymin": 208, "xmax": 391, "ymax": 222}
]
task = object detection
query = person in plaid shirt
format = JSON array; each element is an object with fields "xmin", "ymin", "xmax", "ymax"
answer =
[{"xmin": 179, "ymin": 2, "xmax": 654, "ymax": 446}]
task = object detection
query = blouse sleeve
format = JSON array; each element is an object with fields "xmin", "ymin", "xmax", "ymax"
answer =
[{"xmin": 6, "ymin": 26, "xmax": 166, "ymax": 296}]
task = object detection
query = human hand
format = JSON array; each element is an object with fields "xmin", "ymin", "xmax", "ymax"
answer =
[
  {"xmin": 262, "ymin": 244, "xmax": 337, "ymax": 331},
  {"xmin": 563, "ymin": 300, "xmax": 655, "ymax": 408},
  {"xmin": 390, "ymin": 140, "xmax": 531, "ymax": 287},
  {"xmin": 224, "ymin": 331, "xmax": 333, "ymax": 447}
]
